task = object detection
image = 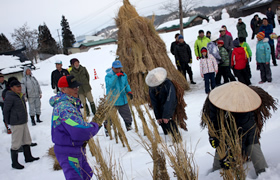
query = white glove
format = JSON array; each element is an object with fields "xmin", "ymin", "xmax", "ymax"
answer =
[{"xmin": 53, "ymin": 89, "xmax": 57, "ymax": 94}]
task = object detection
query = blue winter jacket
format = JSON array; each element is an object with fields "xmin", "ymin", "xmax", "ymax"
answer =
[
  {"xmin": 50, "ymin": 92, "xmax": 99, "ymax": 153},
  {"xmin": 256, "ymin": 38, "xmax": 271, "ymax": 63},
  {"xmin": 105, "ymin": 68, "xmax": 131, "ymax": 106},
  {"xmin": 259, "ymin": 24, "xmax": 274, "ymax": 45}
]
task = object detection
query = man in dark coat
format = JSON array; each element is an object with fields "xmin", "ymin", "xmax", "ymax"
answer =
[
  {"xmin": 174, "ymin": 35, "xmax": 196, "ymax": 84},
  {"xmin": 266, "ymin": 7, "xmax": 275, "ymax": 28},
  {"xmin": 205, "ymin": 82, "xmax": 268, "ymax": 176},
  {"xmin": 170, "ymin": 33, "xmax": 180, "ymax": 70},
  {"xmin": 250, "ymin": 14, "xmax": 262, "ymax": 39},
  {"xmin": 260, "ymin": 18, "xmax": 277, "ymax": 66},
  {"xmin": 0, "ymin": 73, "xmax": 9, "ymax": 133},
  {"xmin": 237, "ymin": 18, "xmax": 248, "ymax": 42},
  {"xmin": 4, "ymin": 79, "xmax": 39, "ymax": 170},
  {"xmin": 70, "ymin": 58, "xmax": 96, "ymax": 116},
  {"xmin": 51, "ymin": 60, "xmax": 69, "ymax": 93},
  {"xmin": 146, "ymin": 67, "xmax": 181, "ymax": 142}
]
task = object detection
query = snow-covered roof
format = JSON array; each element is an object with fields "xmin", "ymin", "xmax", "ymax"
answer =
[
  {"xmin": 240, "ymin": 0, "xmax": 273, "ymax": 10},
  {"xmin": 0, "ymin": 55, "xmax": 32, "ymax": 74}
]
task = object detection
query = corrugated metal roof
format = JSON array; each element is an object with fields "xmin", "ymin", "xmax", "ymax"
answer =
[
  {"xmin": 239, "ymin": 0, "xmax": 274, "ymax": 10},
  {"xmin": 79, "ymin": 38, "xmax": 117, "ymax": 47},
  {"xmin": 157, "ymin": 15, "xmax": 208, "ymax": 32}
]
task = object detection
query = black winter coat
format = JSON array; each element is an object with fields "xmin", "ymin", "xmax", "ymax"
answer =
[
  {"xmin": 174, "ymin": 42, "xmax": 192, "ymax": 64},
  {"xmin": 51, "ymin": 68, "xmax": 69, "ymax": 91},
  {"xmin": 250, "ymin": 18, "xmax": 262, "ymax": 34},
  {"xmin": 4, "ymin": 91, "xmax": 28, "ymax": 125},
  {"xmin": 149, "ymin": 79, "xmax": 177, "ymax": 120},
  {"xmin": 209, "ymin": 103, "xmax": 258, "ymax": 153},
  {"xmin": 170, "ymin": 41, "xmax": 179, "ymax": 55}
]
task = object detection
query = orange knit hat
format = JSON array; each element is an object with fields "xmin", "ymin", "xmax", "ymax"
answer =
[{"xmin": 257, "ymin": 31, "xmax": 265, "ymax": 40}]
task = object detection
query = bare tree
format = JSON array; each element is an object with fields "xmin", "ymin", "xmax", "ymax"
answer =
[
  {"xmin": 161, "ymin": 0, "xmax": 200, "ymax": 15},
  {"xmin": 12, "ymin": 23, "xmax": 38, "ymax": 63}
]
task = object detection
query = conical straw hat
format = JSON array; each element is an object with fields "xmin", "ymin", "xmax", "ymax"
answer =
[
  {"xmin": 145, "ymin": 67, "xmax": 167, "ymax": 87},
  {"xmin": 209, "ymin": 82, "xmax": 262, "ymax": 112}
]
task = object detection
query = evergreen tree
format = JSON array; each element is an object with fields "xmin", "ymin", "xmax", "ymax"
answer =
[
  {"xmin": 61, "ymin": 15, "xmax": 75, "ymax": 55},
  {"xmin": 38, "ymin": 23, "xmax": 59, "ymax": 55},
  {"xmin": 0, "ymin": 33, "xmax": 14, "ymax": 53}
]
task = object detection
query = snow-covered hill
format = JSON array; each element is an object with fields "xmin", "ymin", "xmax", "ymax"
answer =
[{"xmin": 1, "ymin": 12, "xmax": 280, "ymax": 180}]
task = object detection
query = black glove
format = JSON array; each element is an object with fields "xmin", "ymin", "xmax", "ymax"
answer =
[
  {"xmin": 209, "ymin": 137, "xmax": 220, "ymax": 148},
  {"xmin": 219, "ymin": 155, "xmax": 233, "ymax": 170},
  {"xmin": 127, "ymin": 92, "xmax": 133, "ymax": 100}
]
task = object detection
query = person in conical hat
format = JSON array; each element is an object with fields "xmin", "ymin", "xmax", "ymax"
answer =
[
  {"xmin": 204, "ymin": 82, "xmax": 268, "ymax": 176},
  {"xmin": 146, "ymin": 67, "xmax": 181, "ymax": 142}
]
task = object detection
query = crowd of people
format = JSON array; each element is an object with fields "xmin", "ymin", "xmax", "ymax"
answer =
[{"xmin": 0, "ymin": 9, "xmax": 279, "ymax": 180}]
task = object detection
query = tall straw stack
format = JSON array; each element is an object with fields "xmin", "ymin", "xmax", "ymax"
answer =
[{"xmin": 115, "ymin": 0, "xmax": 189, "ymax": 101}]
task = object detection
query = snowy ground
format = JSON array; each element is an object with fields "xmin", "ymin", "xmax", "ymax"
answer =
[{"xmin": 0, "ymin": 12, "xmax": 280, "ymax": 180}]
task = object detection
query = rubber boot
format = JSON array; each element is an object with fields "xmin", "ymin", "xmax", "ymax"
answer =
[
  {"xmin": 90, "ymin": 102, "xmax": 96, "ymax": 115},
  {"xmin": 11, "ymin": 149, "xmax": 24, "ymax": 169},
  {"xmin": 85, "ymin": 104, "xmax": 90, "ymax": 116},
  {"xmin": 31, "ymin": 116, "xmax": 36, "ymax": 126},
  {"xmin": 23, "ymin": 145, "xmax": 40, "ymax": 163},
  {"xmin": 36, "ymin": 114, "xmax": 43, "ymax": 123}
]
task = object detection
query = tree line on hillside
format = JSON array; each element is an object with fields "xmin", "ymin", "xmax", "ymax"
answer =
[{"xmin": 0, "ymin": 15, "xmax": 75, "ymax": 64}]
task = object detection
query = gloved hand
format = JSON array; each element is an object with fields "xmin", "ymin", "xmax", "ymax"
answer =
[
  {"xmin": 176, "ymin": 60, "xmax": 181, "ymax": 67},
  {"xmin": 196, "ymin": 57, "xmax": 200, "ymax": 60},
  {"xmin": 127, "ymin": 92, "xmax": 133, "ymax": 100},
  {"xmin": 219, "ymin": 155, "xmax": 233, "ymax": 170},
  {"xmin": 189, "ymin": 59, "xmax": 192, "ymax": 63},
  {"xmin": 40, "ymin": 94, "xmax": 42, "ymax": 99},
  {"xmin": 209, "ymin": 137, "xmax": 220, "ymax": 148},
  {"xmin": 162, "ymin": 118, "xmax": 169, "ymax": 124},
  {"xmin": 116, "ymin": 72, "xmax": 124, "ymax": 77}
]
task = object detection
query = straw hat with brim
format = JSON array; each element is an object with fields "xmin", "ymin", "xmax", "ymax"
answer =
[
  {"xmin": 145, "ymin": 67, "xmax": 167, "ymax": 87},
  {"xmin": 209, "ymin": 82, "xmax": 262, "ymax": 112}
]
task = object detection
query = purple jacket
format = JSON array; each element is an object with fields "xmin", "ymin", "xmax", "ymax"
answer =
[
  {"xmin": 50, "ymin": 92, "xmax": 99, "ymax": 153},
  {"xmin": 276, "ymin": 37, "xmax": 280, "ymax": 58}
]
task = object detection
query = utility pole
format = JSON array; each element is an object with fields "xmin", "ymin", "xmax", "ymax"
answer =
[
  {"xmin": 57, "ymin": 29, "xmax": 63, "ymax": 54},
  {"xmin": 179, "ymin": 0, "xmax": 183, "ymax": 36}
]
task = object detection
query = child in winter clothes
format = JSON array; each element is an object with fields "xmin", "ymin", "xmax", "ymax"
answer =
[
  {"xmin": 239, "ymin": 37, "xmax": 253, "ymax": 80},
  {"xmin": 200, "ymin": 47, "xmax": 218, "ymax": 94},
  {"xmin": 275, "ymin": 36, "xmax": 280, "ymax": 59},
  {"xmin": 256, "ymin": 32, "xmax": 272, "ymax": 83},
  {"xmin": 216, "ymin": 40, "xmax": 230, "ymax": 85},
  {"xmin": 231, "ymin": 39, "xmax": 251, "ymax": 85}
]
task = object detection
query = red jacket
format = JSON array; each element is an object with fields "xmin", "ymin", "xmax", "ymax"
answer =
[{"xmin": 231, "ymin": 47, "xmax": 247, "ymax": 70}]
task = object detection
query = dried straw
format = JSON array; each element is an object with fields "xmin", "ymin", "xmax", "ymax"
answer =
[
  {"xmin": 48, "ymin": 146, "xmax": 62, "ymax": 170},
  {"xmin": 115, "ymin": 0, "xmax": 189, "ymax": 102}
]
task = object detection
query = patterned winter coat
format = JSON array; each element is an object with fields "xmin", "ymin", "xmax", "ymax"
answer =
[
  {"xmin": 256, "ymin": 38, "xmax": 271, "ymax": 63},
  {"xmin": 218, "ymin": 46, "xmax": 230, "ymax": 67},
  {"xmin": 105, "ymin": 68, "xmax": 131, "ymax": 106},
  {"xmin": 50, "ymin": 92, "xmax": 99, "ymax": 153},
  {"xmin": 275, "ymin": 37, "xmax": 280, "ymax": 59},
  {"xmin": 207, "ymin": 41, "xmax": 221, "ymax": 62},
  {"xmin": 21, "ymin": 67, "xmax": 41, "ymax": 98},
  {"xmin": 231, "ymin": 47, "xmax": 248, "ymax": 70},
  {"xmin": 199, "ymin": 53, "xmax": 218, "ymax": 77}
]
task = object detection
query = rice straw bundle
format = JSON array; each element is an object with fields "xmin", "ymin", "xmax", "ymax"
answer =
[{"xmin": 115, "ymin": 0, "xmax": 189, "ymax": 101}]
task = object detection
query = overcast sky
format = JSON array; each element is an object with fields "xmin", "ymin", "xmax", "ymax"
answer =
[{"xmin": 0, "ymin": 0, "xmax": 230, "ymax": 43}]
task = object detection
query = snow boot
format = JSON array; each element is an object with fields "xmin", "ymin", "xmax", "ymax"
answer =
[
  {"xmin": 23, "ymin": 145, "xmax": 40, "ymax": 163},
  {"xmin": 90, "ymin": 102, "xmax": 96, "ymax": 115},
  {"xmin": 36, "ymin": 114, "xmax": 43, "ymax": 123},
  {"xmin": 11, "ymin": 149, "xmax": 24, "ymax": 169},
  {"xmin": 85, "ymin": 103, "xmax": 90, "ymax": 116},
  {"xmin": 31, "ymin": 116, "xmax": 36, "ymax": 126},
  {"xmin": 30, "ymin": 142, "xmax": 37, "ymax": 147}
]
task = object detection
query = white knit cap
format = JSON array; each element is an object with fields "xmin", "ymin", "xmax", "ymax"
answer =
[{"xmin": 145, "ymin": 67, "xmax": 167, "ymax": 87}]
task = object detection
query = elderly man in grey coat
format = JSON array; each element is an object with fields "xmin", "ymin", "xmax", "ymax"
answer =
[{"xmin": 21, "ymin": 67, "xmax": 42, "ymax": 126}]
